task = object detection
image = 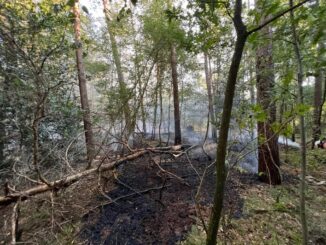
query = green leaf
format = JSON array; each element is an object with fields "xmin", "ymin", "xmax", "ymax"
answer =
[
  {"xmin": 251, "ymin": 104, "xmax": 267, "ymax": 122},
  {"xmin": 295, "ymin": 103, "xmax": 310, "ymax": 116},
  {"xmin": 66, "ymin": 0, "xmax": 75, "ymax": 7}
]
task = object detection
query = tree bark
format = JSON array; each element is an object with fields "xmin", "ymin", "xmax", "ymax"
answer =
[
  {"xmin": 73, "ymin": 0, "xmax": 95, "ymax": 168},
  {"xmin": 255, "ymin": 4, "xmax": 281, "ymax": 185},
  {"xmin": 204, "ymin": 53, "xmax": 217, "ymax": 141},
  {"xmin": 289, "ymin": 0, "xmax": 308, "ymax": 242},
  {"xmin": 170, "ymin": 44, "xmax": 182, "ymax": 145},
  {"xmin": 0, "ymin": 76, "xmax": 6, "ymax": 165},
  {"xmin": 206, "ymin": 2, "xmax": 247, "ymax": 244},
  {"xmin": 312, "ymin": 41, "xmax": 324, "ymax": 148}
]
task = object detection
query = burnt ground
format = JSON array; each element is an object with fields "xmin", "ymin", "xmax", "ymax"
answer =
[
  {"xmin": 79, "ymin": 153, "xmax": 245, "ymax": 245},
  {"xmin": 2, "ymin": 148, "xmax": 323, "ymax": 244}
]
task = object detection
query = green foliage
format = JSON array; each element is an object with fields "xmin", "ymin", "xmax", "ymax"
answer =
[
  {"xmin": 294, "ymin": 103, "xmax": 310, "ymax": 116},
  {"xmin": 251, "ymin": 104, "xmax": 267, "ymax": 122},
  {"xmin": 142, "ymin": 0, "xmax": 186, "ymax": 48}
]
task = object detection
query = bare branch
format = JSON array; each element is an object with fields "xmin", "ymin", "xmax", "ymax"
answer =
[{"xmin": 247, "ymin": 0, "xmax": 313, "ymax": 35}]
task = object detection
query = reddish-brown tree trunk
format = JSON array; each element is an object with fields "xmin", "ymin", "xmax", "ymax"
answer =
[
  {"xmin": 256, "ymin": 11, "xmax": 281, "ymax": 185},
  {"xmin": 73, "ymin": 0, "xmax": 95, "ymax": 168},
  {"xmin": 170, "ymin": 44, "xmax": 181, "ymax": 145}
]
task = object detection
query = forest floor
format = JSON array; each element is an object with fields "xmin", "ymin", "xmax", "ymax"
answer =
[{"xmin": 0, "ymin": 146, "xmax": 325, "ymax": 244}]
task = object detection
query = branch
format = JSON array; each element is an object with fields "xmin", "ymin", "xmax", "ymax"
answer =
[
  {"xmin": 38, "ymin": 34, "xmax": 66, "ymax": 74},
  {"xmin": 0, "ymin": 144, "xmax": 190, "ymax": 206},
  {"xmin": 247, "ymin": 0, "xmax": 312, "ymax": 35},
  {"xmin": 0, "ymin": 150, "xmax": 147, "ymax": 206}
]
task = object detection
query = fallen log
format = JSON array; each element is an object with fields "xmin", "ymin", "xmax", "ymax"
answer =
[
  {"xmin": 0, "ymin": 145, "xmax": 191, "ymax": 206},
  {"xmin": 0, "ymin": 149, "xmax": 147, "ymax": 206}
]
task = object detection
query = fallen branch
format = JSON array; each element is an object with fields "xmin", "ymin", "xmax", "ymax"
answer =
[
  {"xmin": 0, "ymin": 144, "xmax": 194, "ymax": 206},
  {"xmin": 149, "ymin": 153, "xmax": 190, "ymax": 186},
  {"xmin": 0, "ymin": 150, "xmax": 147, "ymax": 206},
  {"xmin": 11, "ymin": 201, "xmax": 19, "ymax": 245}
]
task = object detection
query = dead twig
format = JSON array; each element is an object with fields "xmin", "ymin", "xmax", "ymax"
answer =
[
  {"xmin": 83, "ymin": 184, "xmax": 171, "ymax": 215},
  {"xmin": 11, "ymin": 201, "xmax": 19, "ymax": 245},
  {"xmin": 149, "ymin": 153, "xmax": 189, "ymax": 186}
]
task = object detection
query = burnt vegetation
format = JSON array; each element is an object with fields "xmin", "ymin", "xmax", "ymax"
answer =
[{"xmin": 0, "ymin": 0, "xmax": 325, "ymax": 244}]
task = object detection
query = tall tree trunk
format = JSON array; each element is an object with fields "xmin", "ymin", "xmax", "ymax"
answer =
[
  {"xmin": 167, "ymin": 90, "xmax": 171, "ymax": 146},
  {"xmin": 255, "ymin": 6, "xmax": 281, "ymax": 185},
  {"xmin": 102, "ymin": 0, "xmax": 131, "ymax": 136},
  {"xmin": 312, "ymin": 40, "xmax": 324, "ymax": 148},
  {"xmin": 204, "ymin": 52, "xmax": 217, "ymax": 141},
  {"xmin": 206, "ymin": 2, "xmax": 247, "ymax": 244},
  {"xmin": 73, "ymin": 0, "xmax": 95, "ymax": 168},
  {"xmin": 170, "ymin": 44, "xmax": 181, "ymax": 145},
  {"xmin": 0, "ymin": 74, "xmax": 10, "ymax": 166},
  {"xmin": 290, "ymin": 0, "xmax": 308, "ymax": 242},
  {"xmin": 158, "ymin": 64, "xmax": 163, "ymax": 145}
]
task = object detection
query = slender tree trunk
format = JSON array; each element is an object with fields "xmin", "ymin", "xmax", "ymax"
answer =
[
  {"xmin": 152, "ymin": 80, "xmax": 158, "ymax": 140},
  {"xmin": 204, "ymin": 53, "xmax": 217, "ymax": 141},
  {"xmin": 170, "ymin": 44, "xmax": 181, "ymax": 145},
  {"xmin": 289, "ymin": 0, "xmax": 308, "ymax": 243},
  {"xmin": 73, "ymin": 0, "xmax": 95, "ymax": 168},
  {"xmin": 102, "ymin": 0, "xmax": 131, "ymax": 136},
  {"xmin": 167, "ymin": 91, "xmax": 171, "ymax": 146},
  {"xmin": 0, "ymin": 90, "xmax": 5, "ymax": 164},
  {"xmin": 158, "ymin": 64, "xmax": 163, "ymax": 145},
  {"xmin": 213, "ymin": 51, "xmax": 221, "ymax": 120},
  {"xmin": 292, "ymin": 111, "xmax": 296, "ymax": 142},
  {"xmin": 141, "ymin": 99, "xmax": 147, "ymax": 134},
  {"xmin": 206, "ymin": 2, "xmax": 247, "ymax": 244},
  {"xmin": 255, "ymin": 6, "xmax": 281, "ymax": 185}
]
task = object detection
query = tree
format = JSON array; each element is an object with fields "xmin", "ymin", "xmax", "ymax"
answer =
[
  {"xmin": 206, "ymin": 2, "xmax": 248, "ymax": 244},
  {"xmin": 206, "ymin": 1, "xmax": 311, "ymax": 244},
  {"xmin": 312, "ymin": 60, "xmax": 323, "ymax": 148},
  {"xmin": 170, "ymin": 43, "xmax": 182, "ymax": 145},
  {"xmin": 102, "ymin": 0, "xmax": 132, "ymax": 137},
  {"xmin": 289, "ymin": 0, "xmax": 308, "ymax": 242},
  {"xmin": 73, "ymin": 0, "xmax": 95, "ymax": 168},
  {"xmin": 312, "ymin": 35, "xmax": 325, "ymax": 147},
  {"xmin": 204, "ymin": 53, "xmax": 217, "ymax": 141},
  {"xmin": 256, "ymin": 1, "xmax": 281, "ymax": 185}
]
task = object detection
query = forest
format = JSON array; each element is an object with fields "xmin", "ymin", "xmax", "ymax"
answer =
[{"xmin": 0, "ymin": 0, "xmax": 325, "ymax": 244}]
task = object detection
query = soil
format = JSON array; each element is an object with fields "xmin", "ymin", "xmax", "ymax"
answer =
[{"xmin": 80, "ymin": 153, "xmax": 244, "ymax": 244}]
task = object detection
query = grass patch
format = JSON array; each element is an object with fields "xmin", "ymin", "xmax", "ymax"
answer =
[{"xmin": 182, "ymin": 147, "xmax": 325, "ymax": 244}]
